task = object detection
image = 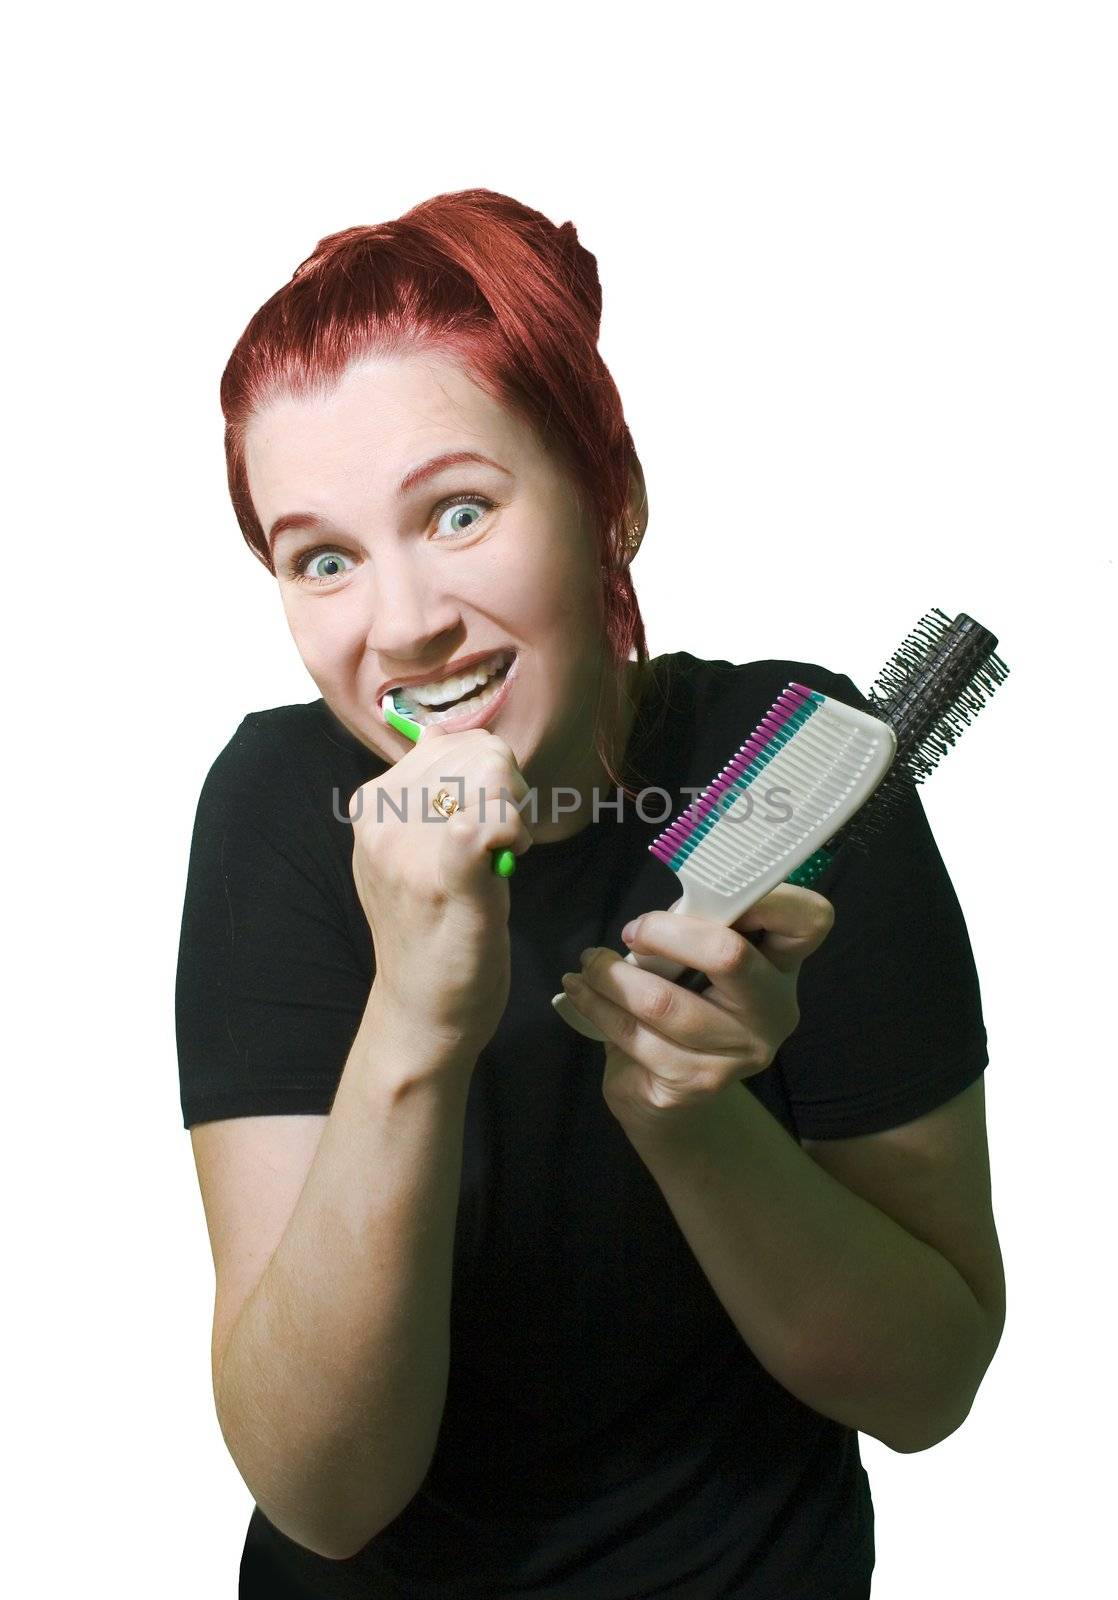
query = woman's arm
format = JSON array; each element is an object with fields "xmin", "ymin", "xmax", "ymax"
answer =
[
  {"xmin": 562, "ymin": 894, "xmax": 1004, "ymax": 1453},
  {"xmin": 194, "ymin": 989, "xmax": 477, "ymax": 1562},
  {"xmin": 616, "ymin": 1076, "xmax": 1004, "ymax": 1454}
]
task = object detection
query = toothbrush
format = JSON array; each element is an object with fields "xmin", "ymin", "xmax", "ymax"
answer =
[
  {"xmin": 553, "ymin": 607, "xmax": 1009, "ymax": 1038},
  {"xmin": 552, "ymin": 684, "xmax": 897, "ymax": 1040},
  {"xmin": 381, "ymin": 691, "xmax": 517, "ymax": 878}
]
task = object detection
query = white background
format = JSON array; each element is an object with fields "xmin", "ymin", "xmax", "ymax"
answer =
[{"xmin": 6, "ymin": 2, "xmax": 1114, "ymax": 1595}]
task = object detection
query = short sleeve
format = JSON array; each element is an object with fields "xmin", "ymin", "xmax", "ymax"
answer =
[
  {"xmin": 175, "ymin": 716, "xmax": 372, "ymax": 1129},
  {"xmin": 774, "ymin": 670, "xmax": 990, "ymax": 1140}
]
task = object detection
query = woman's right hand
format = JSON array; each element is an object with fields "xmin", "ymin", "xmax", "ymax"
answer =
[{"xmin": 349, "ymin": 724, "xmax": 535, "ymax": 1058}]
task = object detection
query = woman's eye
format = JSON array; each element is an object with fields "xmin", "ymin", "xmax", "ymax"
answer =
[
  {"xmin": 435, "ymin": 495, "xmax": 493, "ymax": 538},
  {"xmin": 288, "ymin": 496, "xmax": 493, "ymax": 585},
  {"xmin": 291, "ymin": 548, "xmax": 353, "ymax": 585}
]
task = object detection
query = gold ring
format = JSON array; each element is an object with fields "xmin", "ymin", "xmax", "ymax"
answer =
[{"xmin": 431, "ymin": 787, "xmax": 460, "ymax": 819}]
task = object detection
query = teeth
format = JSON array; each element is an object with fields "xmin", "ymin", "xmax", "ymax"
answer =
[
  {"xmin": 407, "ymin": 670, "xmax": 510, "ymax": 725},
  {"xmin": 399, "ymin": 651, "xmax": 511, "ymax": 708}
]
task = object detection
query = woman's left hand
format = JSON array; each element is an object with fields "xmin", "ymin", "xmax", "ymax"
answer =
[{"xmin": 560, "ymin": 885, "xmax": 835, "ymax": 1131}]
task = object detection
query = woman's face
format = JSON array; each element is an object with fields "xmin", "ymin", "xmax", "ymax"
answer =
[{"xmin": 244, "ymin": 353, "xmax": 615, "ymax": 794}]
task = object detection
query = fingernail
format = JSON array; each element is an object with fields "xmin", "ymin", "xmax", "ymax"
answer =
[
  {"xmin": 621, "ymin": 920, "xmax": 639, "ymax": 944},
  {"xmin": 562, "ymin": 972, "xmax": 583, "ymax": 992},
  {"xmin": 579, "ymin": 947, "xmax": 596, "ymax": 966}
]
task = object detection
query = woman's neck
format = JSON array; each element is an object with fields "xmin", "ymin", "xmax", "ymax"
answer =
[{"xmin": 528, "ymin": 658, "xmax": 646, "ymax": 845}]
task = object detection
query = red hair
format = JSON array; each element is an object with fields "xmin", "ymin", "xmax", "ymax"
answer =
[{"xmin": 220, "ymin": 187, "xmax": 651, "ymax": 794}]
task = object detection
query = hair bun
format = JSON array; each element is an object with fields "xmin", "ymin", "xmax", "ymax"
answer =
[{"xmin": 556, "ymin": 219, "xmax": 603, "ymax": 339}]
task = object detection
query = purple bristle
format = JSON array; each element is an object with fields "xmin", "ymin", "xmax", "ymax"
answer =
[{"xmin": 650, "ymin": 684, "xmax": 814, "ymax": 861}]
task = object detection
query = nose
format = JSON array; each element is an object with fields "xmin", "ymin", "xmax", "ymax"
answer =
[{"xmin": 362, "ymin": 546, "xmax": 463, "ymax": 667}]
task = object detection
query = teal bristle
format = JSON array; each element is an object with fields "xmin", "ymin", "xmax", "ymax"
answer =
[{"xmin": 664, "ymin": 695, "xmax": 821, "ymax": 872}]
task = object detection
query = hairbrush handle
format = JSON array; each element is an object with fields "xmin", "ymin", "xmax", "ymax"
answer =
[
  {"xmin": 552, "ymin": 888, "xmax": 792, "ymax": 1038},
  {"xmin": 553, "ymin": 687, "xmax": 897, "ymax": 1042}
]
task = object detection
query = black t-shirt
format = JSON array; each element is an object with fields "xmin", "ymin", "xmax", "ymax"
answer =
[{"xmin": 176, "ymin": 651, "xmax": 989, "ymax": 1600}]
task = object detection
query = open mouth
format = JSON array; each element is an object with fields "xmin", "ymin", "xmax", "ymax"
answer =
[{"xmin": 392, "ymin": 649, "xmax": 516, "ymax": 725}]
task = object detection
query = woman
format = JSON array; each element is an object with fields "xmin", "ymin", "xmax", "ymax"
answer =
[{"xmin": 176, "ymin": 188, "xmax": 1005, "ymax": 1600}]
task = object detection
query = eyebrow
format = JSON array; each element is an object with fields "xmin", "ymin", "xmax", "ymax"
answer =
[{"xmin": 266, "ymin": 450, "xmax": 513, "ymax": 552}]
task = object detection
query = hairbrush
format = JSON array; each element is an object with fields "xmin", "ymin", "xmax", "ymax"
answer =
[{"xmin": 552, "ymin": 608, "xmax": 1009, "ymax": 1039}]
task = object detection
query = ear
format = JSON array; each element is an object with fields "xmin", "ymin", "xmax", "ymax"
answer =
[{"xmin": 627, "ymin": 453, "xmax": 648, "ymax": 536}]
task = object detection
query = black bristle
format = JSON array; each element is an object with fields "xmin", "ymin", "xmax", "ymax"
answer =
[{"xmin": 832, "ymin": 609, "xmax": 1010, "ymax": 859}]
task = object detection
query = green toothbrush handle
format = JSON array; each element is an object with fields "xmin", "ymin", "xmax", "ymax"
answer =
[{"xmin": 383, "ymin": 697, "xmax": 516, "ymax": 878}]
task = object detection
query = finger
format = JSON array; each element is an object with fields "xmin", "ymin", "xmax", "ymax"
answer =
[
  {"xmin": 437, "ymin": 756, "xmax": 535, "ymax": 864},
  {"xmin": 575, "ymin": 947, "xmax": 753, "ymax": 1057},
  {"xmin": 428, "ymin": 740, "xmax": 532, "ymax": 808},
  {"xmin": 464, "ymin": 735, "xmax": 532, "ymax": 799},
  {"xmin": 559, "ymin": 968, "xmax": 732, "ymax": 1095},
  {"xmin": 622, "ymin": 910, "xmax": 766, "ymax": 990},
  {"xmin": 728, "ymin": 885, "xmax": 834, "ymax": 971}
]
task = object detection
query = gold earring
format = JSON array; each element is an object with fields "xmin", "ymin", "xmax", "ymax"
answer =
[{"xmin": 625, "ymin": 521, "xmax": 642, "ymax": 557}]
